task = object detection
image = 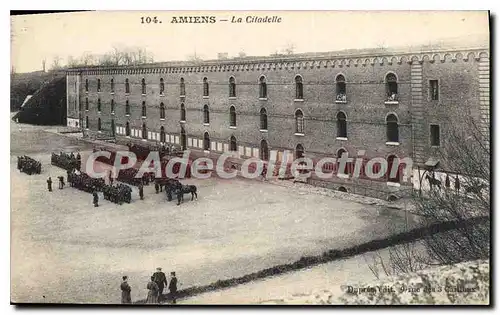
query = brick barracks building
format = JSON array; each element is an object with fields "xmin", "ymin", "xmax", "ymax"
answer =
[{"xmin": 66, "ymin": 43, "xmax": 490, "ymax": 200}]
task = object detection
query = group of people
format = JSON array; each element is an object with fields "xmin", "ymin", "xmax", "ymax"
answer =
[
  {"xmin": 117, "ymin": 168, "xmax": 155, "ymax": 187},
  {"xmin": 102, "ymin": 182, "xmax": 132, "ymax": 205},
  {"xmin": 121, "ymin": 268, "xmax": 179, "ymax": 304},
  {"xmin": 67, "ymin": 170, "xmax": 105, "ymax": 193},
  {"xmin": 17, "ymin": 155, "xmax": 41, "ymax": 175},
  {"xmin": 51, "ymin": 151, "xmax": 81, "ymax": 171}
]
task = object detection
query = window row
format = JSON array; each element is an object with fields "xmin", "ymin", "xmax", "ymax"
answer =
[
  {"xmin": 294, "ymin": 110, "xmax": 400, "ymax": 142},
  {"xmin": 83, "ymin": 72, "xmax": 441, "ymax": 102}
]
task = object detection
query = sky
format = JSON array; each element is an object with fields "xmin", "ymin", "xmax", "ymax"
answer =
[{"xmin": 10, "ymin": 10, "xmax": 489, "ymax": 73}]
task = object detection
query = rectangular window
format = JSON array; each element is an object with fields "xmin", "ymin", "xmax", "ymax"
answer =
[
  {"xmin": 430, "ymin": 124, "xmax": 440, "ymax": 146},
  {"xmin": 430, "ymin": 80, "xmax": 439, "ymax": 101}
]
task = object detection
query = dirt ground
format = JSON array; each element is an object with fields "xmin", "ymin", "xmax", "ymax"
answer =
[{"xmin": 10, "ymin": 121, "xmax": 417, "ymax": 304}]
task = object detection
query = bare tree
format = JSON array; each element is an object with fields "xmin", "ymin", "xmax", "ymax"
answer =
[
  {"xmin": 284, "ymin": 43, "xmax": 296, "ymax": 55},
  {"xmin": 80, "ymin": 52, "xmax": 96, "ymax": 66},
  {"xmin": 365, "ymin": 112, "xmax": 490, "ymax": 278},
  {"xmin": 110, "ymin": 46, "xmax": 125, "ymax": 66},
  {"xmin": 66, "ymin": 56, "xmax": 81, "ymax": 68},
  {"xmin": 51, "ymin": 55, "xmax": 62, "ymax": 70},
  {"xmin": 415, "ymin": 114, "xmax": 490, "ymax": 265}
]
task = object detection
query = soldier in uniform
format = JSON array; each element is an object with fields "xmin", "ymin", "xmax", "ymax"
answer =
[
  {"xmin": 121, "ymin": 276, "xmax": 132, "ymax": 304},
  {"xmin": 455, "ymin": 175, "xmax": 460, "ymax": 192},
  {"xmin": 168, "ymin": 272, "xmax": 178, "ymax": 304},
  {"xmin": 58, "ymin": 176, "xmax": 65, "ymax": 189},
  {"xmin": 47, "ymin": 177, "xmax": 52, "ymax": 192},
  {"xmin": 138, "ymin": 183, "xmax": 144, "ymax": 200},
  {"xmin": 153, "ymin": 267, "xmax": 168, "ymax": 303},
  {"xmin": 93, "ymin": 191, "xmax": 99, "ymax": 207}
]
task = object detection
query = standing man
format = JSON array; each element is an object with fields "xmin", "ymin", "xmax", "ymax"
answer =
[
  {"xmin": 153, "ymin": 267, "xmax": 168, "ymax": 303},
  {"xmin": 93, "ymin": 191, "xmax": 99, "ymax": 207},
  {"xmin": 138, "ymin": 183, "xmax": 144, "ymax": 200},
  {"xmin": 168, "ymin": 271, "xmax": 178, "ymax": 304},
  {"xmin": 58, "ymin": 176, "xmax": 65, "ymax": 189},
  {"xmin": 47, "ymin": 177, "xmax": 52, "ymax": 192},
  {"xmin": 120, "ymin": 276, "xmax": 132, "ymax": 304}
]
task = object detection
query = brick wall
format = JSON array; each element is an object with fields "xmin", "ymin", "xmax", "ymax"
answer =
[{"xmin": 69, "ymin": 48, "xmax": 489, "ymax": 196}]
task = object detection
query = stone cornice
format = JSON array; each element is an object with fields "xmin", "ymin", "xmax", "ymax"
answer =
[{"xmin": 67, "ymin": 48, "xmax": 489, "ymax": 76}]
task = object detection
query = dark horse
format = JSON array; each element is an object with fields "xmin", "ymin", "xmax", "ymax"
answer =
[
  {"xmin": 176, "ymin": 185, "xmax": 198, "ymax": 205},
  {"xmin": 426, "ymin": 174, "xmax": 441, "ymax": 189}
]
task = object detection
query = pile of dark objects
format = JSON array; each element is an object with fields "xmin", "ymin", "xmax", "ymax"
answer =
[
  {"xmin": 17, "ymin": 155, "xmax": 41, "ymax": 175},
  {"xmin": 102, "ymin": 183, "xmax": 132, "ymax": 204},
  {"xmin": 51, "ymin": 152, "xmax": 81, "ymax": 171},
  {"xmin": 67, "ymin": 170, "xmax": 105, "ymax": 193}
]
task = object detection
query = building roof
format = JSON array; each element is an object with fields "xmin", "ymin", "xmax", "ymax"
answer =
[{"xmin": 67, "ymin": 36, "xmax": 489, "ymax": 72}]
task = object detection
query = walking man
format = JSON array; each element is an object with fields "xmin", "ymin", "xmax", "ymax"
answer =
[
  {"xmin": 153, "ymin": 267, "xmax": 168, "ymax": 303},
  {"xmin": 47, "ymin": 177, "xmax": 52, "ymax": 192},
  {"xmin": 168, "ymin": 271, "xmax": 178, "ymax": 304},
  {"xmin": 120, "ymin": 276, "xmax": 132, "ymax": 304}
]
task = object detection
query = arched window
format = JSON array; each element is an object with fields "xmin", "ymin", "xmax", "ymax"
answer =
[
  {"xmin": 110, "ymin": 78, "xmax": 114, "ymax": 93},
  {"xmin": 230, "ymin": 136, "xmax": 237, "ymax": 151},
  {"xmin": 85, "ymin": 116, "xmax": 89, "ymax": 128},
  {"xmin": 125, "ymin": 122, "xmax": 130, "ymax": 136},
  {"xmin": 85, "ymin": 79, "xmax": 89, "ymax": 92},
  {"xmin": 142, "ymin": 101, "xmax": 147, "ymax": 117},
  {"xmin": 111, "ymin": 119, "xmax": 115, "ymax": 136},
  {"xmin": 141, "ymin": 78, "xmax": 146, "ymax": 94},
  {"xmin": 203, "ymin": 105, "xmax": 210, "ymax": 124},
  {"xmin": 97, "ymin": 118, "xmax": 101, "ymax": 131},
  {"xmin": 160, "ymin": 78, "xmax": 165, "ymax": 95},
  {"xmin": 229, "ymin": 106, "xmax": 236, "ymax": 127},
  {"xmin": 160, "ymin": 102, "xmax": 165, "ymax": 119},
  {"xmin": 97, "ymin": 79, "xmax": 101, "ymax": 92},
  {"xmin": 295, "ymin": 109, "xmax": 304, "ymax": 134},
  {"xmin": 260, "ymin": 108, "xmax": 268, "ymax": 130},
  {"xmin": 203, "ymin": 77, "xmax": 209, "ymax": 97},
  {"xmin": 295, "ymin": 144, "xmax": 305, "ymax": 159},
  {"xmin": 386, "ymin": 73, "xmax": 398, "ymax": 101},
  {"xmin": 111, "ymin": 99, "xmax": 115, "ymax": 113},
  {"xmin": 160, "ymin": 126, "xmax": 166, "ymax": 143},
  {"xmin": 180, "ymin": 103, "xmax": 186, "ymax": 121},
  {"xmin": 125, "ymin": 78, "xmax": 130, "ymax": 94},
  {"xmin": 97, "ymin": 98, "xmax": 101, "ymax": 112},
  {"xmin": 180, "ymin": 78, "xmax": 185, "ymax": 96},
  {"xmin": 125, "ymin": 100, "xmax": 130, "ymax": 115},
  {"xmin": 260, "ymin": 140, "xmax": 269, "ymax": 161},
  {"xmin": 85, "ymin": 97, "xmax": 89, "ymax": 110},
  {"xmin": 295, "ymin": 75, "xmax": 303, "ymax": 100},
  {"xmin": 386, "ymin": 114, "xmax": 399, "ymax": 142},
  {"xmin": 259, "ymin": 76, "xmax": 267, "ymax": 98},
  {"xmin": 335, "ymin": 74, "xmax": 346, "ymax": 102},
  {"xmin": 337, "ymin": 112, "xmax": 347, "ymax": 138},
  {"xmin": 203, "ymin": 132, "xmax": 210, "ymax": 150},
  {"xmin": 229, "ymin": 77, "xmax": 236, "ymax": 97},
  {"xmin": 387, "ymin": 155, "xmax": 401, "ymax": 183},
  {"xmin": 142, "ymin": 123, "xmax": 147, "ymax": 139}
]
